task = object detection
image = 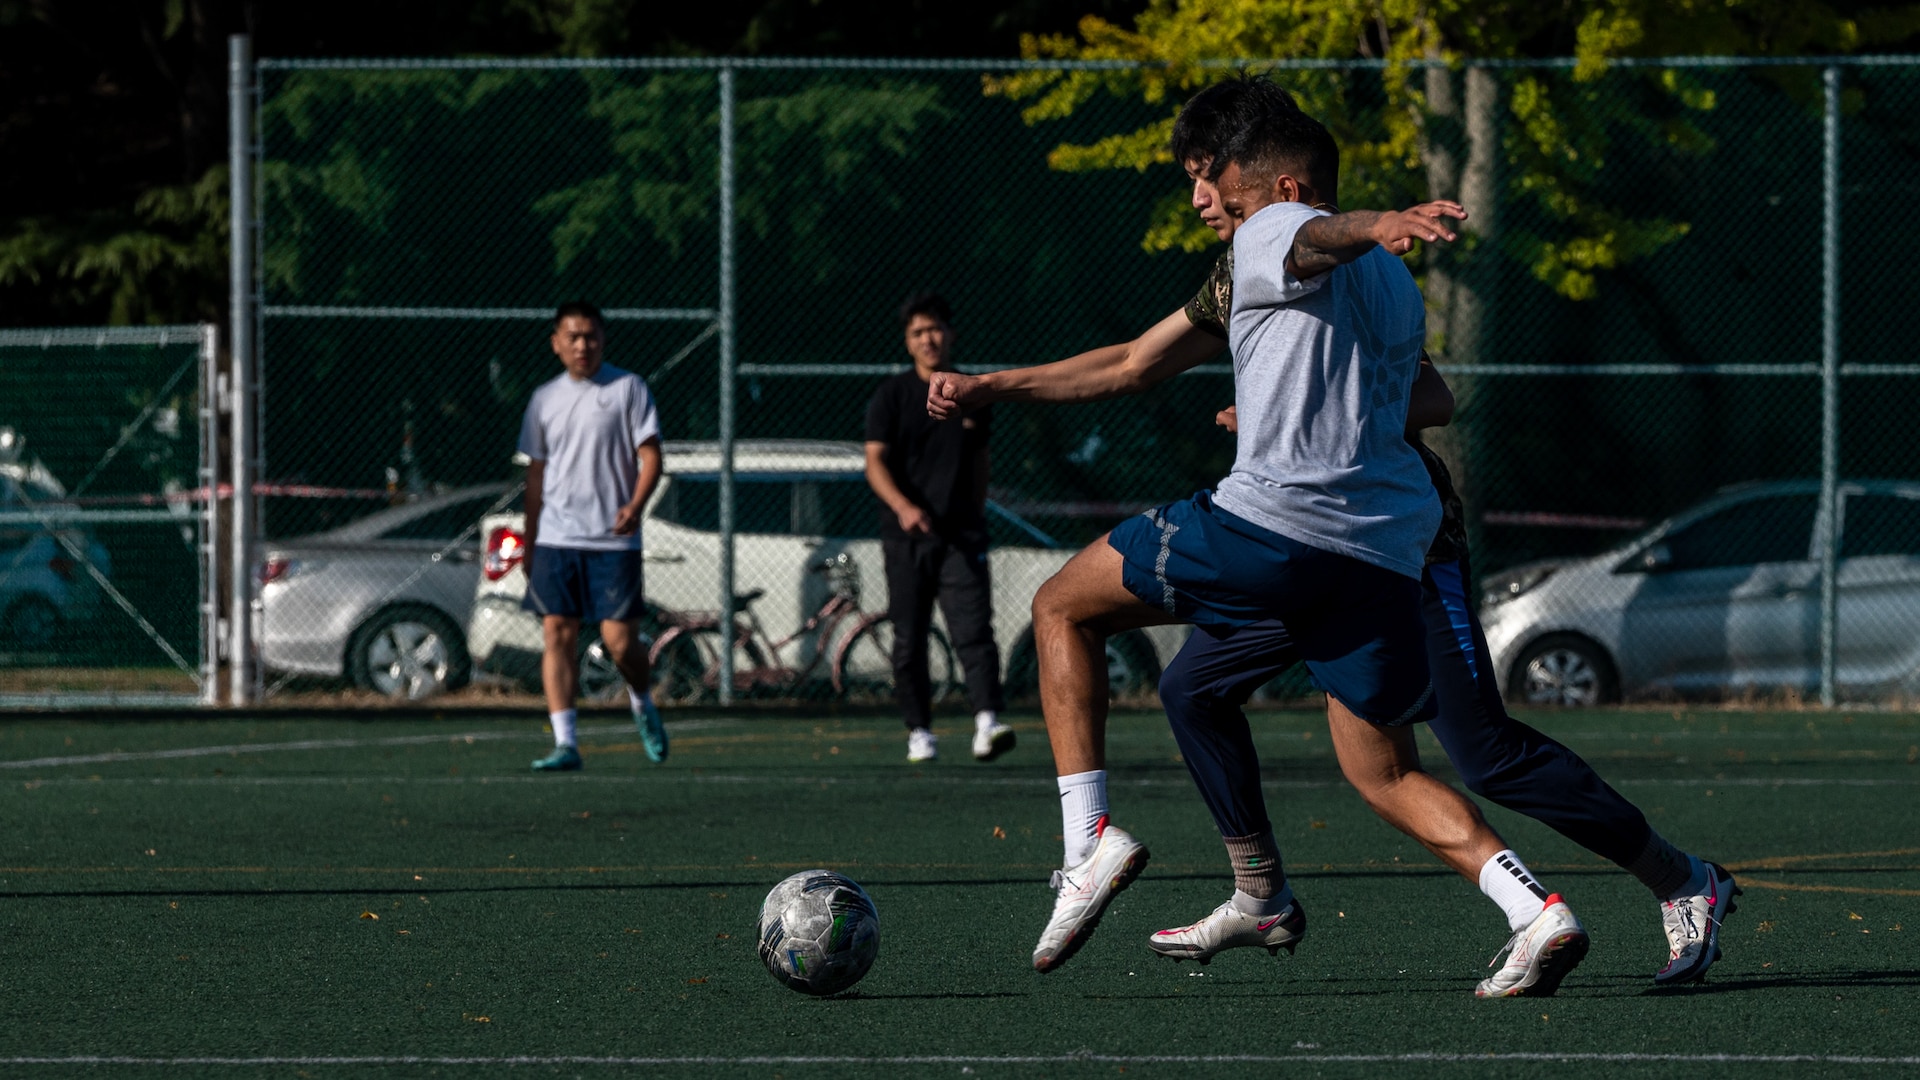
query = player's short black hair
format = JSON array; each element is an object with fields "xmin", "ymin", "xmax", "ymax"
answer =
[
  {"xmin": 898, "ymin": 291, "xmax": 953, "ymax": 328},
  {"xmin": 1170, "ymin": 74, "xmax": 1337, "ymax": 200},
  {"xmin": 553, "ymin": 300, "xmax": 604, "ymax": 330}
]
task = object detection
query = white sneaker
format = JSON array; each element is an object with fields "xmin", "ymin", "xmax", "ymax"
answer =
[
  {"xmin": 1655, "ymin": 862, "xmax": 1740, "ymax": 985},
  {"xmin": 1475, "ymin": 894, "xmax": 1589, "ymax": 998},
  {"xmin": 1032, "ymin": 819, "xmax": 1150, "ymax": 972},
  {"xmin": 972, "ymin": 721, "xmax": 1016, "ymax": 762},
  {"xmin": 1148, "ymin": 894, "xmax": 1306, "ymax": 964},
  {"xmin": 907, "ymin": 728, "xmax": 938, "ymax": 762}
]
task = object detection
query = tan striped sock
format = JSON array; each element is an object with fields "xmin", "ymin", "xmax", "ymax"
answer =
[{"xmin": 1223, "ymin": 831, "xmax": 1285, "ymax": 900}]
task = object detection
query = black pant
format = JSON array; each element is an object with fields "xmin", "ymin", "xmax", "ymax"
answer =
[{"xmin": 883, "ymin": 533, "xmax": 1003, "ymax": 730}]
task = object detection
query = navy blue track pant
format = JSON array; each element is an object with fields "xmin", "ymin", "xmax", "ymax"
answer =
[{"xmin": 1158, "ymin": 555, "xmax": 1654, "ymax": 867}]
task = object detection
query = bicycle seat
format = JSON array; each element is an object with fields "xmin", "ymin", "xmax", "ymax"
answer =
[{"xmin": 734, "ymin": 588, "xmax": 766, "ymax": 607}]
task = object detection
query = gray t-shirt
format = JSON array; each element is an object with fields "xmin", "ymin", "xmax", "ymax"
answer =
[
  {"xmin": 1212, "ymin": 201, "xmax": 1440, "ymax": 579},
  {"xmin": 517, "ymin": 362, "xmax": 662, "ymax": 552}
]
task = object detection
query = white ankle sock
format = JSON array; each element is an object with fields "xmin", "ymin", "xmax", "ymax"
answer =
[
  {"xmin": 1057, "ymin": 769, "xmax": 1109, "ymax": 867},
  {"xmin": 1231, "ymin": 884, "xmax": 1293, "ymax": 918},
  {"xmin": 628, "ymin": 687, "xmax": 653, "ymax": 713},
  {"xmin": 1479, "ymin": 848, "xmax": 1552, "ymax": 931},
  {"xmin": 974, "ymin": 709, "xmax": 998, "ymax": 733},
  {"xmin": 549, "ymin": 708, "xmax": 578, "ymax": 748}
]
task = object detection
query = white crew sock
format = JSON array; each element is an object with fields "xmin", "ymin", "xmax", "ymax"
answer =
[
  {"xmin": 1479, "ymin": 848, "xmax": 1553, "ymax": 931},
  {"xmin": 974, "ymin": 709, "xmax": 998, "ymax": 733},
  {"xmin": 549, "ymin": 708, "xmax": 578, "ymax": 749},
  {"xmin": 629, "ymin": 687, "xmax": 654, "ymax": 714},
  {"xmin": 1231, "ymin": 883, "xmax": 1294, "ymax": 918},
  {"xmin": 1057, "ymin": 769, "xmax": 1109, "ymax": 868}
]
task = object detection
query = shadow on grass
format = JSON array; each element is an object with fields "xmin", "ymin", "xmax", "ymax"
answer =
[
  {"xmin": 1640, "ymin": 968, "xmax": 1920, "ymax": 995},
  {"xmin": 832, "ymin": 991, "xmax": 1025, "ymax": 1001}
]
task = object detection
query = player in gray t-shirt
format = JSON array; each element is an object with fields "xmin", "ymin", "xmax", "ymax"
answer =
[
  {"xmin": 518, "ymin": 301, "xmax": 667, "ymax": 771},
  {"xmin": 926, "ymin": 79, "xmax": 1593, "ymax": 988}
]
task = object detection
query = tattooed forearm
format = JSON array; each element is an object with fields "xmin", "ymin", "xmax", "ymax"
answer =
[{"xmin": 1287, "ymin": 211, "xmax": 1386, "ymax": 278}]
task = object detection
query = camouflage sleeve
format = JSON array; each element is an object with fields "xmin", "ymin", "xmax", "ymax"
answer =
[
  {"xmin": 1182, "ymin": 249, "xmax": 1234, "ymax": 340},
  {"xmin": 1411, "ymin": 437, "xmax": 1470, "ymax": 566}
]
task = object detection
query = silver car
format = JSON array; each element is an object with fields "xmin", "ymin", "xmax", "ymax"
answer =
[
  {"xmin": 258, "ymin": 484, "xmax": 515, "ymax": 698},
  {"xmin": 1481, "ymin": 479, "xmax": 1920, "ymax": 706}
]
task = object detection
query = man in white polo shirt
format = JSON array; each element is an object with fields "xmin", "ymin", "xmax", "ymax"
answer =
[{"xmin": 520, "ymin": 300, "xmax": 667, "ymax": 770}]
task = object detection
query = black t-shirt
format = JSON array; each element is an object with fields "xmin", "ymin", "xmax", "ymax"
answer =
[{"xmin": 863, "ymin": 368, "xmax": 993, "ymax": 541}]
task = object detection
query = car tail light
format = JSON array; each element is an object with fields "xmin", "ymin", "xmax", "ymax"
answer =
[
  {"xmin": 47, "ymin": 555, "xmax": 75, "ymax": 582},
  {"xmin": 259, "ymin": 558, "xmax": 292, "ymax": 585},
  {"xmin": 484, "ymin": 527, "xmax": 526, "ymax": 581}
]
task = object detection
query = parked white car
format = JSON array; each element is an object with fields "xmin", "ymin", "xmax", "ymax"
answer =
[
  {"xmin": 1481, "ymin": 479, "xmax": 1920, "ymax": 706},
  {"xmin": 467, "ymin": 440, "xmax": 1185, "ymax": 702}
]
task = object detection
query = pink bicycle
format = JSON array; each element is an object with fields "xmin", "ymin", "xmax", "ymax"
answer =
[{"xmin": 646, "ymin": 552, "xmax": 958, "ymax": 706}]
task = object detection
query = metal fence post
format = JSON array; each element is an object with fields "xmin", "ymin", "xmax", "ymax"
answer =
[
  {"xmin": 1818, "ymin": 65, "xmax": 1842, "ymax": 708},
  {"xmin": 717, "ymin": 66, "xmax": 738, "ymax": 706},
  {"xmin": 228, "ymin": 34, "xmax": 256, "ymax": 706},
  {"xmin": 199, "ymin": 324, "xmax": 221, "ymax": 706}
]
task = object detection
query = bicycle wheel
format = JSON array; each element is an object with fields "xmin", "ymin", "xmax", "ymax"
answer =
[
  {"xmin": 650, "ymin": 626, "xmax": 768, "ymax": 706},
  {"xmin": 835, "ymin": 616, "xmax": 959, "ymax": 706}
]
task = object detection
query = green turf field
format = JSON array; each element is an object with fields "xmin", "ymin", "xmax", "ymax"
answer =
[{"xmin": 2, "ymin": 706, "xmax": 1917, "ymax": 1079}]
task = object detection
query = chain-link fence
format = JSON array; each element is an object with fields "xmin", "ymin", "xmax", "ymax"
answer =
[
  {"xmin": 240, "ymin": 55, "xmax": 1920, "ymax": 709},
  {"xmin": 0, "ymin": 326, "xmax": 219, "ymax": 706}
]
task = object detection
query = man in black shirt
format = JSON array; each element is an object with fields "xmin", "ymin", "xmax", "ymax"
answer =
[{"xmin": 864, "ymin": 291, "xmax": 1014, "ymax": 763}]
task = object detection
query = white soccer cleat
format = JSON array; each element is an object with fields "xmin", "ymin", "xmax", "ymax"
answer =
[
  {"xmin": 1032, "ymin": 819, "xmax": 1150, "ymax": 973},
  {"xmin": 1655, "ymin": 862, "xmax": 1741, "ymax": 985},
  {"xmin": 1475, "ymin": 893, "xmax": 1590, "ymax": 999},
  {"xmin": 1148, "ymin": 894, "xmax": 1306, "ymax": 964},
  {"xmin": 972, "ymin": 721, "xmax": 1016, "ymax": 762},
  {"xmin": 907, "ymin": 728, "xmax": 938, "ymax": 763}
]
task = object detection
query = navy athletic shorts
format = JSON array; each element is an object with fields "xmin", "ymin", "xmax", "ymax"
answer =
[
  {"xmin": 522, "ymin": 546, "xmax": 643, "ymax": 622},
  {"xmin": 1106, "ymin": 490, "xmax": 1434, "ymax": 726}
]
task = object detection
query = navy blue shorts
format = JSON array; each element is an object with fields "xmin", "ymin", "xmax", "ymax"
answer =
[
  {"xmin": 522, "ymin": 546, "xmax": 644, "ymax": 622},
  {"xmin": 1107, "ymin": 491, "xmax": 1434, "ymax": 726}
]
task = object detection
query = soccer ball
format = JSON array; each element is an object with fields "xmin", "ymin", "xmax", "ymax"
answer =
[{"xmin": 756, "ymin": 869, "xmax": 880, "ymax": 996}]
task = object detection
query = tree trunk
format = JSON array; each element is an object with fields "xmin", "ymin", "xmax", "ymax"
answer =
[{"xmin": 1420, "ymin": 58, "xmax": 1502, "ymax": 559}]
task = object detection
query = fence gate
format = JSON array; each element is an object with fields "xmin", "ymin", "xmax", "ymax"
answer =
[{"xmin": 0, "ymin": 326, "xmax": 219, "ymax": 706}]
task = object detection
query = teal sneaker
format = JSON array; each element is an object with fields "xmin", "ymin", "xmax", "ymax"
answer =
[
  {"xmin": 635, "ymin": 697, "xmax": 669, "ymax": 763},
  {"xmin": 531, "ymin": 745, "xmax": 583, "ymax": 772}
]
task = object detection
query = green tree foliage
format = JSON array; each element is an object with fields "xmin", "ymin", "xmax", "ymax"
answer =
[{"xmin": 986, "ymin": 0, "xmax": 1920, "ymax": 302}]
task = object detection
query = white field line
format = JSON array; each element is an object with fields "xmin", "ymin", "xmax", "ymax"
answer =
[
  {"xmin": 0, "ymin": 721, "xmax": 737, "ymax": 770},
  {"xmin": 4, "ymin": 1053, "xmax": 1919, "ymax": 1067}
]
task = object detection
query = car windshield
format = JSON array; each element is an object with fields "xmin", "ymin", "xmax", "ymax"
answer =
[
  {"xmin": 379, "ymin": 492, "xmax": 515, "ymax": 542},
  {"xmin": 1842, "ymin": 491, "xmax": 1920, "ymax": 558},
  {"xmin": 1660, "ymin": 493, "xmax": 1817, "ymax": 570},
  {"xmin": 654, "ymin": 474, "xmax": 878, "ymax": 537}
]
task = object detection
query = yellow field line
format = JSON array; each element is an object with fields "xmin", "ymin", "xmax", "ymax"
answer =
[
  {"xmin": 1738, "ymin": 876, "xmax": 1920, "ymax": 897},
  {"xmin": 1725, "ymin": 847, "xmax": 1920, "ymax": 870}
]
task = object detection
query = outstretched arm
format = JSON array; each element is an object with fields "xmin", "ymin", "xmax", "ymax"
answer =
[
  {"xmin": 1287, "ymin": 201, "xmax": 1468, "ymax": 280},
  {"xmin": 927, "ymin": 309, "xmax": 1221, "ymax": 419}
]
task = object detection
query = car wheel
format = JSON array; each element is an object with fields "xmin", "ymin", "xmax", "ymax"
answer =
[
  {"xmin": 347, "ymin": 606, "xmax": 472, "ymax": 700},
  {"xmin": 1510, "ymin": 633, "xmax": 1618, "ymax": 707},
  {"xmin": 1004, "ymin": 627, "xmax": 1160, "ymax": 702},
  {"xmin": 3, "ymin": 596, "xmax": 60, "ymax": 650},
  {"xmin": 1105, "ymin": 629, "xmax": 1161, "ymax": 700},
  {"xmin": 579, "ymin": 630, "xmax": 654, "ymax": 703}
]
